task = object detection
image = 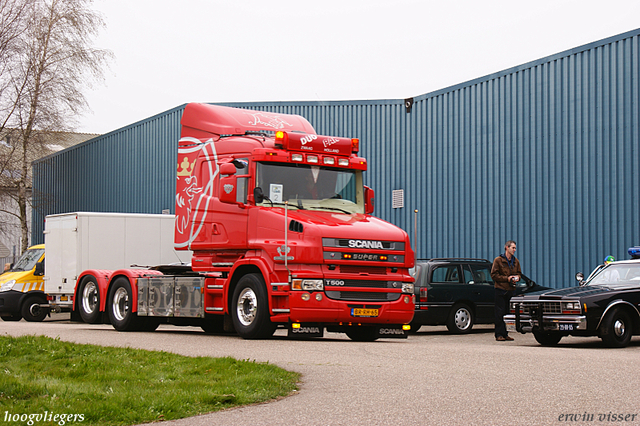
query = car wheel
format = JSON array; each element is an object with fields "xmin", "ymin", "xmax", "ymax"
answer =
[
  {"xmin": 600, "ymin": 307, "xmax": 632, "ymax": 348},
  {"xmin": 21, "ymin": 294, "xmax": 48, "ymax": 322},
  {"xmin": 533, "ymin": 330, "xmax": 563, "ymax": 346},
  {"xmin": 107, "ymin": 277, "xmax": 140, "ymax": 331},
  {"xmin": 344, "ymin": 326, "xmax": 379, "ymax": 342},
  {"xmin": 1, "ymin": 313, "xmax": 22, "ymax": 321},
  {"xmin": 78, "ymin": 276, "xmax": 101, "ymax": 324},
  {"xmin": 231, "ymin": 273, "xmax": 276, "ymax": 339},
  {"xmin": 446, "ymin": 304, "xmax": 473, "ymax": 334}
]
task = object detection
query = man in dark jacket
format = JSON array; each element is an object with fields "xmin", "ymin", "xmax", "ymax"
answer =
[{"xmin": 491, "ymin": 240, "xmax": 522, "ymax": 341}]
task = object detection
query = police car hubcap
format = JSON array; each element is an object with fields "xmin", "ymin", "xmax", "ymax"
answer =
[{"xmin": 614, "ymin": 319, "xmax": 625, "ymax": 337}]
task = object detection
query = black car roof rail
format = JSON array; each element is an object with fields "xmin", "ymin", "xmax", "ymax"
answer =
[{"xmin": 417, "ymin": 258, "xmax": 490, "ymax": 263}]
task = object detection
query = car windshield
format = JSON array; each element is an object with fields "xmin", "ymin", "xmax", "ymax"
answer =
[
  {"xmin": 587, "ymin": 263, "xmax": 640, "ymax": 288},
  {"xmin": 255, "ymin": 162, "xmax": 364, "ymax": 214},
  {"xmin": 11, "ymin": 248, "xmax": 44, "ymax": 272}
]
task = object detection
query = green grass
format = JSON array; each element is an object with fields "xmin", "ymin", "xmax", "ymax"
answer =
[{"xmin": 0, "ymin": 335, "xmax": 299, "ymax": 425}]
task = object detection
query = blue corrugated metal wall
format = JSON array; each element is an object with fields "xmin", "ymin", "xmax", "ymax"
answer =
[
  {"xmin": 32, "ymin": 105, "xmax": 185, "ymax": 238},
  {"xmin": 32, "ymin": 28, "xmax": 640, "ymax": 288}
]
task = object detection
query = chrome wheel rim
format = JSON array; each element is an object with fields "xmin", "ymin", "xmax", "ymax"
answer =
[
  {"xmin": 614, "ymin": 319, "xmax": 626, "ymax": 338},
  {"xmin": 112, "ymin": 287, "xmax": 129, "ymax": 322},
  {"xmin": 82, "ymin": 282, "xmax": 98, "ymax": 314},
  {"xmin": 236, "ymin": 287, "xmax": 257, "ymax": 326}
]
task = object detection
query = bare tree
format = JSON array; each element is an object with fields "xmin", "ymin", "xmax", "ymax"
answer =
[{"xmin": 0, "ymin": 0, "xmax": 111, "ymax": 252}]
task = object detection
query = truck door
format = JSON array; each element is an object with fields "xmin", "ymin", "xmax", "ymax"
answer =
[{"xmin": 207, "ymin": 158, "xmax": 250, "ymax": 250}]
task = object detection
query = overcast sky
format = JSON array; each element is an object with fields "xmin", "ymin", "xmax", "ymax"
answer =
[{"xmin": 80, "ymin": 0, "xmax": 640, "ymax": 134}]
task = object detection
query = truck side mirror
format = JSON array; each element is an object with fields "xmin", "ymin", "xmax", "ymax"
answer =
[
  {"xmin": 34, "ymin": 261, "xmax": 44, "ymax": 276},
  {"xmin": 219, "ymin": 175, "xmax": 238, "ymax": 204},
  {"xmin": 364, "ymin": 186, "xmax": 375, "ymax": 214},
  {"xmin": 254, "ymin": 187, "xmax": 265, "ymax": 203},
  {"xmin": 219, "ymin": 163, "xmax": 236, "ymax": 176}
]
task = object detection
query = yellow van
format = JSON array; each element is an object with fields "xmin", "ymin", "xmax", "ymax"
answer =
[{"xmin": 0, "ymin": 244, "xmax": 47, "ymax": 321}]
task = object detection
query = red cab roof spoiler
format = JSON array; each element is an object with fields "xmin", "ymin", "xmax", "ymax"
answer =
[{"xmin": 181, "ymin": 103, "xmax": 316, "ymax": 136}]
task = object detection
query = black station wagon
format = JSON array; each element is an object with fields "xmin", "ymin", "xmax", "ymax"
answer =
[{"xmin": 410, "ymin": 258, "xmax": 546, "ymax": 333}]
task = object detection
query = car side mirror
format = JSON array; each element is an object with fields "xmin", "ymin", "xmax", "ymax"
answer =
[
  {"xmin": 576, "ymin": 272, "xmax": 585, "ymax": 286},
  {"xmin": 364, "ymin": 185, "xmax": 374, "ymax": 214},
  {"xmin": 34, "ymin": 261, "xmax": 44, "ymax": 276}
]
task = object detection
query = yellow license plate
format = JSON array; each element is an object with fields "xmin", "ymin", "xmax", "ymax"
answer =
[{"xmin": 351, "ymin": 308, "xmax": 379, "ymax": 317}]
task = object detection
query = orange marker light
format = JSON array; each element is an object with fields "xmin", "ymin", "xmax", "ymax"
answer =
[{"xmin": 351, "ymin": 138, "xmax": 360, "ymax": 153}]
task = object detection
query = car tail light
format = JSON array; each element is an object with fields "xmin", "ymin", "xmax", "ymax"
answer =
[{"xmin": 419, "ymin": 287, "xmax": 428, "ymax": 309}]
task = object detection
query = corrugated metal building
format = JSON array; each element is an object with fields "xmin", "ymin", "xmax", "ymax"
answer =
[{"xmin": 32, "ymin": 28, "xmax": 640, "ymax": 288}]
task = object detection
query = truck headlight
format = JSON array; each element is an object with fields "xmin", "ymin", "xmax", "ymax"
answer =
[
  {"xmin": 0, "ymin": 280, "xmax": 16, "ymax": 292},
  {"xmin": 402, "ymin": 283, "xmax": 414, "ymax": 294},
  {"xmin": 291, "ymin": 279, "xmax": 324, "ymax": 291}
]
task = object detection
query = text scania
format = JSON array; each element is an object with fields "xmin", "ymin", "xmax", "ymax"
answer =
[
  {"xmin": 379, "ymin": 328, "xmax": 406, "ymax": 335},
  {"xmin": 348, "ymin": 240, "xmax": 384, "ymax": 249}
]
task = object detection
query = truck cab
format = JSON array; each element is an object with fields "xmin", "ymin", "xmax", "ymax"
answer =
[
  {"xmin": 0, "ymin": 244, "xmax": 48, "ymax": 321},
  {"xmin": 172, "ymin": 103, "xmax": 416, "ymax": 340}
]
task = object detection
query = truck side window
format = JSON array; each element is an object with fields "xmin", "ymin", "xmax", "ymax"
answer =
[{"xmin": 235, "ymin": 158, "xmax": 249, "ymax": 203}]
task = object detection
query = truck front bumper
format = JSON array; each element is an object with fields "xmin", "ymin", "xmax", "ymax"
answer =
[
  {"xmin": 504, "ymin": 313, "xmax": 588, "ymax": 333},
  {"xmin": 288, "ymin": 291, "xmax": 415, "ymax": 325}
]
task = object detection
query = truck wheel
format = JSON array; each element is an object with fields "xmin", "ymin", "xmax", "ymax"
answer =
[
  {"xmin": 78, "ymin": 276, "xmax": 101, "ymax": 324},
  {"xmin": 533, "ymin": 330, "xmax": 563, "ymax": 346},
  {"xmin": 107, "ymin": 277, "xmax": 140, "ymax": 331},
  {"xmin": 344, "ymin": 326, "xmax": 378, "ymax": 342},
  {"xmin": 600, "ymin": 307, "xmax": 632, "ymax": 348},
  {"xmin": 21, "ymin": 295, "xmax": 48, "ymax": 322},
  {"xmin": 446, "ymin": 303, "xmax": 473, "ymax": 334},
  {"xmin": 231, "ymin": 273, "xmax": 276, "ymax": 339}
]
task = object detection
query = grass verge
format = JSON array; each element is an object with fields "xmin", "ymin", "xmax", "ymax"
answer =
[{"xmin": 0, "ymin": 335, "xmax": 299, "ymax": 425}]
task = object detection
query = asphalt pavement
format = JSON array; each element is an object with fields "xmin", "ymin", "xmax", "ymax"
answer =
[{"xmin": 2, "ymin": 314, "xmax": 640, "ymax": 426}]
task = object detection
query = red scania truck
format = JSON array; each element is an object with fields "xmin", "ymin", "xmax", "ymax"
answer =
[{"xmin": 71, "ymin": 103, "xmax": 416, "ymax": 341}]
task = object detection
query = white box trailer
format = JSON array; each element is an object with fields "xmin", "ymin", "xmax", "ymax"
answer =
[{"xmin": 44, "ymin": 212, "xmax": 191, "ymax": 310}]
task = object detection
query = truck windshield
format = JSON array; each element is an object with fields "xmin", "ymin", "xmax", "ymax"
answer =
[
  {"xmin": 11, "ymin": 248, "xmax": 44, "ymax": 272},
  {"xmin": 255, "ymin": 162, "xmax": 364, "ymax": 214}
]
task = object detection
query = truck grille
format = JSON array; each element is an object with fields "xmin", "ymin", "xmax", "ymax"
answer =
[
  {"xmin": 324, "ymin": 279, "xmax": 403, "ymax": 302},
  {"xmin": 518, "ymin": 301, "xmax": 561, "ymax": 315},
  {"xmin": 339, "ymin": 265, "xmax": 387, "ymax": 275}
]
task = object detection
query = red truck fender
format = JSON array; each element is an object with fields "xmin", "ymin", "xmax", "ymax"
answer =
[{"xmin": 226, "ymin": 257, "xmax": 276, "ymax": 309}]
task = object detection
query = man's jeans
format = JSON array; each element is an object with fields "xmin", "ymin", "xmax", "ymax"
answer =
[{"xmin": 495, "ymin": 288, "xmax": 514, "ymax": 338}]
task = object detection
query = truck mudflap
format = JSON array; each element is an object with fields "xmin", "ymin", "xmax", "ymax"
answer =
[
  {"xmin": 288, "ymin": 323, "xmax": 324, "ymax": 338},
  {"xmin": 289, "ymin": 323, "xmax": 409, "ymax": 339},
  {"xmin": 375, "ymin": 325, "xmax": 409, "ymax": 338}
]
